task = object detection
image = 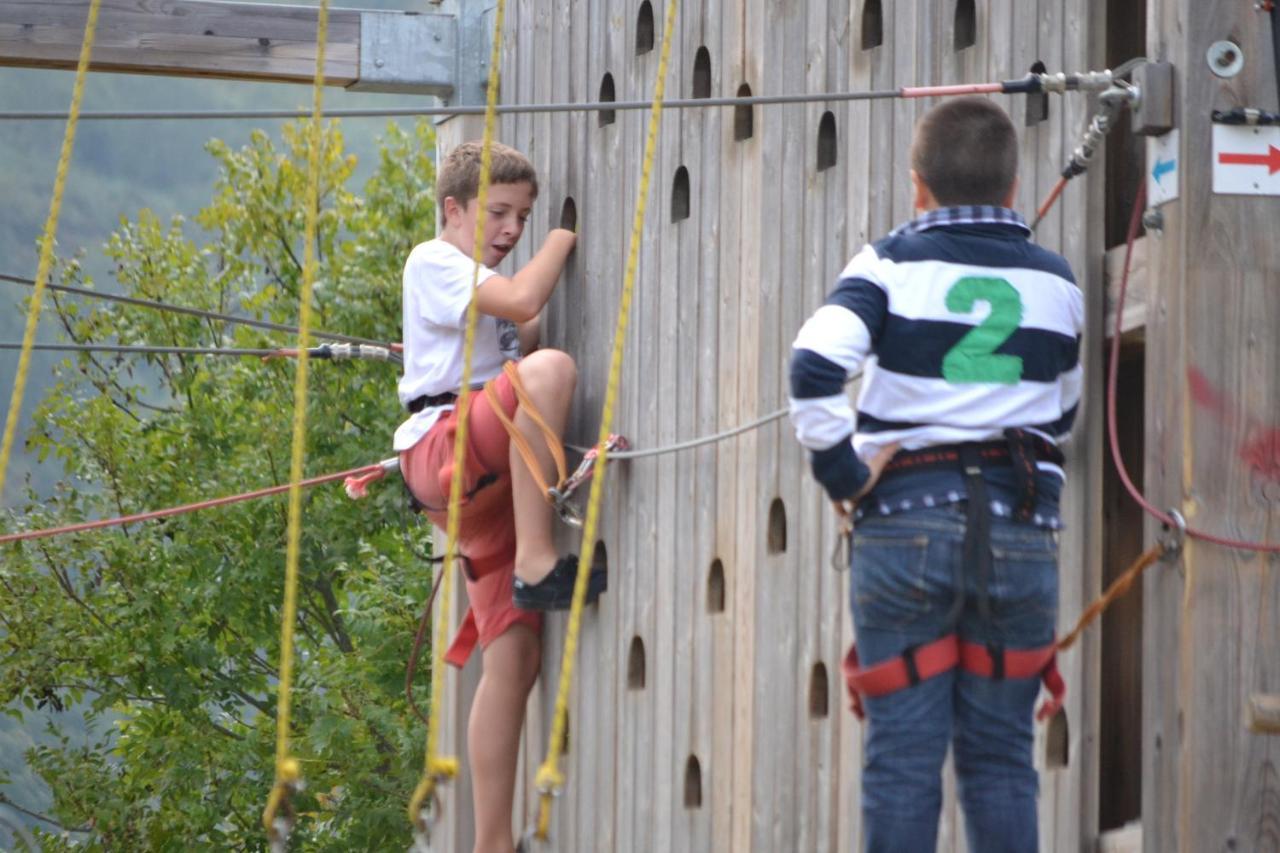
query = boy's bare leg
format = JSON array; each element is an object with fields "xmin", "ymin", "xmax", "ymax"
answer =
[
  {"xmin": 510, "ymin": 349, "xmax": 577, "ymax": 585},
  {"xmin": 470, "ymin": 624, "xmax": 541, "ymax": 853}
]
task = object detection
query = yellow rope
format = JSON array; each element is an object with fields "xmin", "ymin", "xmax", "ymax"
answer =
[
  {"xmin": 406, "ymin": 0, "xmax": 507, "ymax": 832},
  {"xmin": 0, "ymin": 0, "xmax": 101, "ymax": 499},
  {"xmin": 263, "ymin": 0, "xmax": 331, "ymax": 843},
  {"xmin": 533, "ymin": 0, "xmax": 679, "ymax": 838}
]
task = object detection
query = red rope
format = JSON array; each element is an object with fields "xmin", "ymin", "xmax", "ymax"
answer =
[
  {"xmin": 1108, "ymin": 182, "xmax": 1280, "ymax": 553},
  {"xmin": 0, "ymin": 462, "xmax": 387, "ymax": 545}
]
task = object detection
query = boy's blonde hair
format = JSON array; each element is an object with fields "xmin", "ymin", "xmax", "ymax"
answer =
[{"xmin": 437, "ymin": 141, "xmax": 539, "ymax": 226}]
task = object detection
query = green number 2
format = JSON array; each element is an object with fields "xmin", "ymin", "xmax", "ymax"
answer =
[{"xmin": 940, "ymin": 276, "xmax": 1024, "ymax": 385}]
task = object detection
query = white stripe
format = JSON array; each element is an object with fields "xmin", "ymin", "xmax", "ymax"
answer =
[
  {"xmin": 836, "ymin": 244, "xmax": 893, "ymax": 290},
  {"xmin": 1060, "ymin": 363, "xmax": 1083, "ymax": 410},
  {"xmin": 789, "ymin": 393, "xmax": 856, "ymax": 451},
  {"xmin": 870, "ymin": 258, "xmax": 1082, "ymax": 337},
  {"xmin": 792, "ymin": 304, "xmax": 872, "ymax": 375},
  {"xmin": 857, "ymin": 367, "xmax": 1074, "ymax": 430}
]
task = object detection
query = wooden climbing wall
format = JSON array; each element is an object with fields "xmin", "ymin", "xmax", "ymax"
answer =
[{"xmin": 434, "ymin": 0, "xmax": 1106, "ymax": 849}]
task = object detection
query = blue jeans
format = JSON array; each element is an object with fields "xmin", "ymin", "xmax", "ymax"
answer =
[{"xmin": 849, "ymin": 505, "xmax": 1059, "ymax": 853}]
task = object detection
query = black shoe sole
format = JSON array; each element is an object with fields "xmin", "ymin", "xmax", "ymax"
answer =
[{"xmin": 513, "ymin": 556, "xmax": 607, "ymax": 611}]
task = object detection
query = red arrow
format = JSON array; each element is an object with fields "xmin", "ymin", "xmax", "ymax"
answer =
[{"xmin": 1218, "ymin": 144, "xmax": 1280, "ymax": 174}]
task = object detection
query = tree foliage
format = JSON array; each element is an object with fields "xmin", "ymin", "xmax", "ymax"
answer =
[{"xmin": 1, "ymin": 119, "xmax": 439, "ymax": 850}]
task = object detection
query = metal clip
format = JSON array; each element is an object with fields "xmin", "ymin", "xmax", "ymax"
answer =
[
  {"xmin": 1159, "ymin": 508, "xmax": 1187, "ymax": 560},
  {"xmin": 410, "ymin": 790, "xmax": 442, "ymax": 853}
]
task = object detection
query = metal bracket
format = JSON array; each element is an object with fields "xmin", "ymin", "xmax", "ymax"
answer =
[
  {"xmin": 348, "ymin": 5, "xmax": 494, "ymax": 104},
  {"xmin": 453, "ymin": 0, "xmax": 498, "ymax": 106},
  {"xmin": 350, "ymin": 11, "xmax": 456, "ymax": 96}
]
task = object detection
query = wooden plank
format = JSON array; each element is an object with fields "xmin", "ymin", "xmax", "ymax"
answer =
[
  {"xmin": 713, "ymin": 3, "xmax": 745, "ymax": 849},
  {"xmin": 731, "ymin": 0, "xmax": 764, "ymax": 846},
  {"xmin": 0, "ymin": 0, "xmax": 362, "ymax": 85},
  {"xmin": 650, "ymin": 4, "xmax": 685, "ymax": 847},
  {"xmin": 1043, "ymin": 0, "xmax": 1103, "ymax": 851}
]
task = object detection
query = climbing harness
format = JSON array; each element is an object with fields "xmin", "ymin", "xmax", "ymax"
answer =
[
  {"xmin": 839, "ymin": 431, "xmax": 1069, "ymax": 724},
  {"xmin": 0, "ymin": 0, "xmax": 101, "ymax": 499}
]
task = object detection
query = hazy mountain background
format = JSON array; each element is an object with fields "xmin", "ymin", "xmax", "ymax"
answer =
[{"xmin": 1, "ymin": 1, "xmax": 440, "ymax": 840}]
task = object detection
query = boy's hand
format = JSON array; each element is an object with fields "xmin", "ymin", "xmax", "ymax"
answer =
[
  {"xmin": 548, "ymin": 228, "xmax": 577, "ymax": 254},
  {"xmin": 849, "ymin": 441, "xmax": 901, "ymax": 505}
]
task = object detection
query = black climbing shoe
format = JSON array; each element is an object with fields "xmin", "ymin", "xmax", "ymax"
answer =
[{"xmin": 513, "ymin": 555, "xmax": 607, "ymax": 611}]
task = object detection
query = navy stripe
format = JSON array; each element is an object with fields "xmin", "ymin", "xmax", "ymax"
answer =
[
  {"xmin": 857, "ymin": 413, "xmax": 931, "ymax": 433},
  {"xmin": 825, "ymin": 277, "xmax": 888, "ymax": 344},
  {"xmin": 809, "ymin": 435, "xmax": 870, "ymax": 501},
  {"xmin": 876, "ymin": 317, "xmax": 1079, "ymax": 381},
  {"xmin": 873, "ymin": 227, "xmax": 1077, "ymax": 282},
  {"xmin": 856, "ymin": 408, "xmax": 1078, "ymax": 438},
  {"xmin": 789, "ymin": 348, "xmax": 848, "ymax": 399}
]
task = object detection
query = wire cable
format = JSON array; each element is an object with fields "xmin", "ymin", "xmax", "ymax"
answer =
[
  {"xmin": 0, "ymin": 273, "xmax": 388, "ymax": 347},
  {"xmin": 0, "ymin": 461, "xmax": 389, "ymax": 545},
  {"xmin": 0, "ymin": 70, "xmax": 1116, "ymax": 123}
]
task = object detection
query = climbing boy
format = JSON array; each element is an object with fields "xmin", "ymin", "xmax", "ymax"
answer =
[
  {"xmin": 394, "ymin": 140, "xmax": 605, "ymax": 853},
  {"xmin": 788, "ymin": 97, "xmax": 1083, "ymax": 852}
]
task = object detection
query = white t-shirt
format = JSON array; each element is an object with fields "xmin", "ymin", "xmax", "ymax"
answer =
[{"xmin": 393, "ymin": 239, "xmax": 521, "ymax": 451}]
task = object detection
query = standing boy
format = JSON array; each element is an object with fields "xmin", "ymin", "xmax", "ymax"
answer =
[
  {"xmin": 395, "ymin": 141, "xmax": 604, "ymax": 853},
  {"xmin": 788, "ymin": 98, "xmax": 1084, "ymax": 852}
]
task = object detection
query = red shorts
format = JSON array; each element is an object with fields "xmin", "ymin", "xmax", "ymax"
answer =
[{"xmin": 399, "ymin": 369, "xmax": 542, "ymax": 667}]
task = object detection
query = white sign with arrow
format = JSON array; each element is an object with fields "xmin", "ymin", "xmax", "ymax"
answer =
[
  {"xmin": 1147, "ymin": 129, "xmax": 1180, "ymax": 206},
  {"xmin": 1213, "ymin": 124, "xmax": 1280, "ymax": 195}
]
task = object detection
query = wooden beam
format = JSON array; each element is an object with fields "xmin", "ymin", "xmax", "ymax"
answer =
[{"xmin": 0, "ymin": 0, "xmax": 457, "ymax": 93}]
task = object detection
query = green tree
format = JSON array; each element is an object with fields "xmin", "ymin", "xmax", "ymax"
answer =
[{"xmin": 1, "ymin": 119, "xmax": 440, "ymax": 850}]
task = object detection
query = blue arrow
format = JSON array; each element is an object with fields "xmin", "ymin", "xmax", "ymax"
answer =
[{"xmin": 1152, "ymin": 157, "xmax": 1176, "ymax": 186}]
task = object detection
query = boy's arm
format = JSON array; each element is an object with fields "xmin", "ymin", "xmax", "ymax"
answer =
[
  {"xmin": 788, "ymin": 269, "xmax": 887, "ymax": 501},
  {"xmin": 475, "ymin": 229, "xmax": 577, "ymax": 323},
  {"xmin": 517, "ymin": 313, "xmax": 541, "ymax": 353}
]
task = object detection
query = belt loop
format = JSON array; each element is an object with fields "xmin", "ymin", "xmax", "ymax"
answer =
[
  {"xmin": 901, "ymin": 644, "xmax": 922, "ymax": 686},
  {"xmin": 986, "ymin": 642, "xmax": 1005, "ymax": 680}
]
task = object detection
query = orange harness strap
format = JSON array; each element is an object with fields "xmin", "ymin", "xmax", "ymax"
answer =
[
  {"xmin": 483, "ymin": 360, "xmax": 568, "ymax": 502},
  {"xmin": 841, "ymin": 633, "xmax": 1066, "ymax": 722}
]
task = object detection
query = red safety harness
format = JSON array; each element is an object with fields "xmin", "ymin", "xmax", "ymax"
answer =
[{"xmin": 839, "ymin": 431, "xmax": 1067, "ymax": 724}]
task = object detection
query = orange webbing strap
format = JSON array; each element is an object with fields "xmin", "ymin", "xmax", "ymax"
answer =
[
  {"xmin": 482, "ymin": 360, "xmax": 568, "ymax": 501},
  {"xmin": 1057, "ymin": 542, "xmax": 1164, "ymax": 652}
]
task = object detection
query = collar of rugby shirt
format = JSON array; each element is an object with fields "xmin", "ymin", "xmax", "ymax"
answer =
[{"xmin": 888, "ymin": 205, "xmax": 1032, "ymax": 238}]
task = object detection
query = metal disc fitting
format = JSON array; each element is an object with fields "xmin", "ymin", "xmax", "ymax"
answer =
[{"xmin": 1207, "ymin": 40, "xmax": 1245, "ymax": 78}]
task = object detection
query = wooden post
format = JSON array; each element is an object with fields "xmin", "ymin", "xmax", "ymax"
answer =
[{"xmin": 1144, "ymin": 0, "xmax": 1280, "ymax": 850}]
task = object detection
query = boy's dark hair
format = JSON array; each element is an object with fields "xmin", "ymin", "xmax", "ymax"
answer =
[
  {"xmin": 438, "ymin": 141, "xmax": 539, "ymax": 225},
  {"xmin": 911, "ymin": 97, "xmax": 1018, "ymax": 206}
]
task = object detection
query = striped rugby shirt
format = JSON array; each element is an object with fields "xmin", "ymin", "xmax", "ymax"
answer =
[{"xmin": 788, "ymin": 207, "xmax": 1084, "ymax": 526}]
